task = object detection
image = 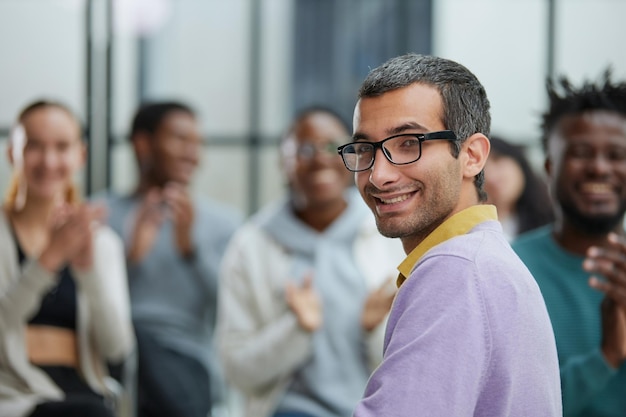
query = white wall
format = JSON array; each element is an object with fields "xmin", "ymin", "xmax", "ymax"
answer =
[
  {"xmin": 1, "ymin": 0, "xmax": 625, "ymax": 215},
  {"xmin": 434, "ymin": 0, "xmax": 546, "ymax": 144},
  {"xmin": 555, "ymin": 1, "xmax": 626, "ymax": 82},
  {"xmin": 0, "ymin": 0, "xmax": 86, "ymax": 199},
  {"xmin": 0, "ymin": 0, "xmax": 85, "ymax": 125},
  {"xmin": 109, "ymin": 0, "xmax": 294, "ymax": 212},
  {"xmin": 0, "ymin": 0, "xmax": 293, "ymax": 213},
  {"xmin": 433, "ymin": 0, "xmax": 626, "ymax": 157}
]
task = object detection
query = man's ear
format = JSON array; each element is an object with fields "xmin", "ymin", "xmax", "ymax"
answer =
[
  {"xmin": 279, "ymin": 136, "xmax": 296, "ymax": 176},
  {"xmin": 132, "ymin": 132, "xmax": 152, "ymax": 160},
  {"xmin": 462, "ymin": 133, "xmax": 490, "ymax": 178}
]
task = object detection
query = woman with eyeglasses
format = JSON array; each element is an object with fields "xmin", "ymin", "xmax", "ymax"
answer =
[
  {"xmin": 217, "ymin": 106, "xmax": 403, "ymax": 417},
  {"xmin": 0, "ymin": 100, "xmax": 134, "ymax": 417}
]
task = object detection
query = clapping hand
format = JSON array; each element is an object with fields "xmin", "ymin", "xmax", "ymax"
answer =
[
  {"xmin": 285, "ymin": 273, "xmax": 322, "ymax": 332},
  {"xmin": 361, "ymin": 276, "xmax": 397, "ymax": 332},
  {"xmin": 127, "ymin": 188, "xmax": 166, "ymax": 263},
  {"xmin": 39, "ymin": 203, "xmax": 106, "ymax": 272},
  {"xmin": 162, "ymin": 182, "xmax": 195, "ymax": 258},
  {"xmin": 584, "ymin": 232, "xmax": 626, "ymax": 368},
  {"xmin": 127, "ymin": 184, "xmax": 195, "ymax": 263}
]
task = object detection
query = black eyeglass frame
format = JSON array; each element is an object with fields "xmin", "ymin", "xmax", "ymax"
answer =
[{"xmin": 336, "ymin": 130, "xmax": 458, "ymax": 172}]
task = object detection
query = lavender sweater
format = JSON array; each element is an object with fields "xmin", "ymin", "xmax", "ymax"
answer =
[{"xmin": 354, "ymin": 220, "xmax": 562, "ymax": 416}]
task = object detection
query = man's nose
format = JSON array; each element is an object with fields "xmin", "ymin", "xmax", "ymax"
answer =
[
  {"xmin": 369, "ymin": 148, "xmax": 399, "ymax": 188},
  {"xmin": 586, "ymin": 153, "xmax": 613, "ymax": 176}
]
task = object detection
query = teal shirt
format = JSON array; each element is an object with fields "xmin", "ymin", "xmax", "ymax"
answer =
[{"xmin": 513, "ymin": 226, "xmax": 626, "ymax": 417}]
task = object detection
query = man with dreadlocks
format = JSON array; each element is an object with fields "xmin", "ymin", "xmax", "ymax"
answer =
[{"xmin": 513, "ymin": 70, "xmax": 626, "ymax": 417}]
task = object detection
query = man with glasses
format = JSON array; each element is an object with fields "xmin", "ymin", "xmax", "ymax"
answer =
[
  {"xmin": 338, "ymin": 53, "xmax": 562, "ymax": 416},
  {"xmin": 217, "ymin": 106, "xmax": 403, "ymax": 417}
]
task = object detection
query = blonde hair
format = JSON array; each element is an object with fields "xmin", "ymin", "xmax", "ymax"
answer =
[{"xmin": 3, "ymin": 100, "xmax": 83, "ymax": 210}]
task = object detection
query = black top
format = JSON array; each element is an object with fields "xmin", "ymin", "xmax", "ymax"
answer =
[{"xmin": 15, "ymin": 236, "xmax": 77, "ymax": 330}]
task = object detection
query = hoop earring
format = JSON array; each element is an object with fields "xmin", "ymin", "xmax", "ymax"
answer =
[
  {"xmin": 3, "ymin": 172, "xmax": 27, "ymax": 212},
  {"xmin": 65, "ymin": 182, "xmax": 81, "ymax": 205}
]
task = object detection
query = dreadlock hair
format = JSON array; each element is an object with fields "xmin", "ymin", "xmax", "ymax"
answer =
[{"xmin": 541, "ymin": 68, "xmax": 626, "ymax": 152}]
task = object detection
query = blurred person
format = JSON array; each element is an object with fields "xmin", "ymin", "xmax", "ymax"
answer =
[
  {"xmin": 0, "ymin": 100, "xmax": 134, "ymax": 417},
  {"xmin": 99, "ymin": 102, "xmax": 241, "ymax": 417},
  {"xmin": 217, "ymin": 106, "xmax": 403, "ymax": 417},
  {"xmin": 484, "ymin": 135, "xmax": 554, "ymax": 241},
  {"xmin": 513, "ymin": 70, "xmax": 626, "ymax": 416},
  {"xmin": 338, "ymin": 53, "xmax": 561, "ymax": 416}
]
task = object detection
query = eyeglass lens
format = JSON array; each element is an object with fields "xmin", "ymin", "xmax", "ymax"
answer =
[
  {"xmin": 342, "ymin": 135, "xmax": 422, "ymax": 171},
  {"xmin": 297, "ymin": 142, "xmax": 340, "ymax": 159}
]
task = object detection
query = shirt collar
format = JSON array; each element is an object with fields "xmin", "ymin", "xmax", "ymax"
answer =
[{"xmin": 396, "ymin": 204, "xmax": 497, "ymax": 287}]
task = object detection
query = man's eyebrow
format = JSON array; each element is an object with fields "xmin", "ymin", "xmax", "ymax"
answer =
[
  {"xmin": 387, "ymin": 122, "xmax": 429, "ymax": 135},
  {"xmin": 352, "ymin": 122, "xmax": 430, "ymax": 141},
  {"xmin": 352, "ymin": 132, "xmax": 369, "ymax": 141}
]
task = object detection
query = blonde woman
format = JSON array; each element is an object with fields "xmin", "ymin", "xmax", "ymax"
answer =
[{"xmin": 0, "ymin": 100, "xmax": 134, "ymax": 417}]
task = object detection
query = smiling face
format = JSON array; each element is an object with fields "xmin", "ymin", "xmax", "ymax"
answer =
[
  {"xmin": 16, "ymin": 106, "xmax": 84, "ymax": 203},
  {"xmin": 354, "ymin": 83, "xmax": 481, "ymax": 251},
  {"xmin": 148, "ymin": 110, "xmax": 201, "ymax": 186},
  {"xmin": 282, "ymin": 111, "xmax": 352, "ymax": 210},
  {"xmin": 547, "ymin": 110, "xmax": 626, "ymax": 234}
]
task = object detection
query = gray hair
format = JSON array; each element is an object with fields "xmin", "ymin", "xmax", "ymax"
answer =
[{"xmin": 358, "ymin": 54, "xmax": 491, "ymax": 201}]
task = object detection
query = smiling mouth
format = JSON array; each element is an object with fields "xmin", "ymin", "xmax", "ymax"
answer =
[
  {"xmin": 580, "ymin": 182, "xmax": 614, "ymax": 194},
  {"xmin": 376, "ymin": 192, "xmax": 415, "ymax": 204}
]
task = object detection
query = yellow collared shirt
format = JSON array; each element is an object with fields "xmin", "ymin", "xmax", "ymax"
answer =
[{"xmin": 397, "ymin": 204, "xmax": 498, "ymax": 287}]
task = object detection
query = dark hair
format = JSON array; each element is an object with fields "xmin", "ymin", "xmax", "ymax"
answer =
[
  {"xmin": 358, "ymin": 53, "xmax": 491, "ymax": 201},
  {"xmin": 541, "ymin": 68, "xmax": 626, "ymax": 152},
  {"xmin": 489, "ymin": 136, "xmax": 554, "ymax": 234},
  {"xmin": 130, "ymin": 101, "xmax": 195, "ymax": 139},
  {"xmin": 282, "ymin": 105, "xmax": 350, "ymax": 142}
]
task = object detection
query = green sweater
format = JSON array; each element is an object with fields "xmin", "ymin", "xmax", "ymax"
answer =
[{"xmin": 513, "ymin": 226, "xmax": 626, "ymax": 417}]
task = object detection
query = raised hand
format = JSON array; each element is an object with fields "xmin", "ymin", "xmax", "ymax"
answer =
[
  {"xmin": 39, "ymin": 203, "xmax": 106, "ymax": 272},
  {"xmin": 598, "ymin": 297, "xmax": 626, "ymax": 368},
  {"xmin": 361, "ymin": 276, "xmax": 397, "ymax": 332},
  {"xmin": 285, "ymin": 273, "xmax": 322, "ymax": 332},
  {"xmin": 127, "ymin": 188, "xmax": 166, "ymax": 263},
  {"xmin": 163, "ymin": 182, "xmax": 195, "ymax": 258},
  {"xmin": 584, "ymin": 232, "xmax": 626, "ymax": 368},
  {"xmin": 69, "ymin": 204, "xmax": 107, "ymax": 271}
]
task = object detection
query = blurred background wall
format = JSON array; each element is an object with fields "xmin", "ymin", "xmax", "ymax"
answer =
[{"xmin": 1, "ymin": 0, "xmax": 624, "ymax": 215}]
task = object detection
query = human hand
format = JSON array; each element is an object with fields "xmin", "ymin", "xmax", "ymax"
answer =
[
  {"xmin": 599, "ymin": 297, "xmax": 626, "ymax": 368},
  {"xmin": 69, "ymin": 203, "xmax": 107, "ymax": 271},
  {"xmin": 39, "ymin": 203, "xmax": 106, "ymax": 272},
  {"xmin": 127, "ymin": 188, "xmax": 165, "ymax": 263},
  {"xmin": 583, "ymin": 233, "xmax": 626, "ymax": 367},
  {"xmin": 285, "ymin": 273, "xmax": 322, "ymax": 332},
  {"xmin": 361, "ymin": 276, "xmax": 397, "ymax": 332},
  {"xmin": 584, "ymin": 233, "xmax": 626, "ymax": 307},
  {"xmin": 163, "ymin": 182, "xmax": 195, "ymax": 258}
]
